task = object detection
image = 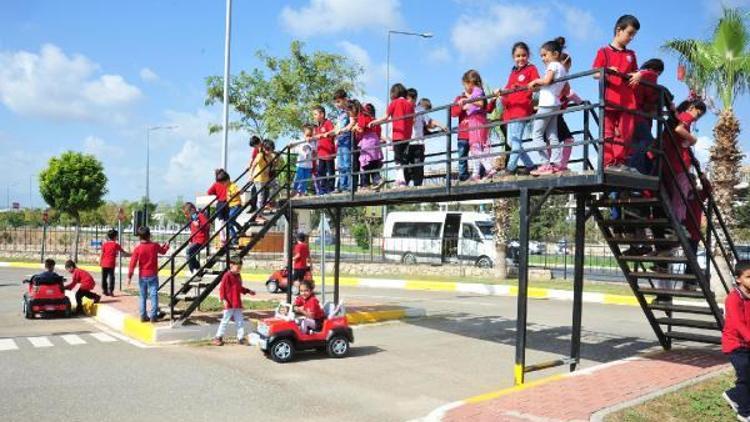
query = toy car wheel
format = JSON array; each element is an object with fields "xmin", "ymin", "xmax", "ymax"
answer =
[
  {"xmin": 23, "ymin": 300, "xmax": 33, "ymax": 319},
  {"xmin": 326, "ymin": 335, "xmax": 349, "ymax": 358},
  {"xmin": 266, "ymin": 280, "xmax": 279, "ymax": 293},
  {"xmin": 270, "ymin": 338, "xmax": 295, "ymax": 363}
]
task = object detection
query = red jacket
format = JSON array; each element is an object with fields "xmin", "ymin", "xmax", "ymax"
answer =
[
  {"xmin": 723, "ymin": 288, "xmax": 750, "ymax": 354},
  {"xmin": 207, "ymin": 182, "xmax": 228, "ymax": 202},
  {"xmin": 128, "ymin": 241, "xmax": 169, "ymax": 279},
  {"xmin": 315, "ymin": 119, "xmax": 336, "ymax": 160},
  {"xmin": 189, "ymin": 212, "xmax": 210, "ymax": 245},
  {"xmin": 451, "ymin": 94, "xmax": 496, "ymax": 139},
  {"xmin": 100, "ymin": 240, "xmax": 125, "ymax": 269},
  {"xmin": 294, "ymin": 294, "xmax": 324, "ymax": 320},
  {"xmin": 686, "ymin": 181, "xmax": 711, "ymax": 241},
  {"xmin": 219, "ymin": 271, "xmax": 251, "ymax": 309},
  {"xmin": 502, "ymin": 63, "xmax": 540, "ymax": 121},
  {"xmin": 66, "ymin": 268, "xmax": 95, "ymax": 291}
]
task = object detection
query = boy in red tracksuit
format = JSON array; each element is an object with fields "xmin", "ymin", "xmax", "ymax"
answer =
[
  {"xmin": 592, "ymin": 14, "xmax": 643, "ymax": 170},
  {"xmin": 183, "ymin": 202, "xmax": 210, "ymax": 276},
  {"xmin": 722, "ymin": 261, "xmax": 750, "ymax": 419},
  {"xmin": 100, "ymin": 229, "xmax": 130, "ymax": 296},
  {"xmin": 212, "ymin": 256, "xmax": 255, "ymax": 346},
  {"xmin": 313, "ymin": 106, "xmax": 336, "ymax": 194},
  {"xmin": 64, "ymin": 260, "xmax": 101, "ymax": 314},
  {"xmin": 293, "ymin": 280, "xmax": 324, "ymax": 334},
  {"xmin": 127, "ymin": 227, "xmax": 170, "ymax": 322}
]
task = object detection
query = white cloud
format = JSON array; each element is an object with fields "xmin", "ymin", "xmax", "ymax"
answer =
[
  {"xmin": 428, "ymin": 47, "xmax": 452, "ymax": 64},
  {"xmin": 0, "ymin": 44, "xmax": 141, "ymax": 121},
  {"xmin": 338, "ymin": 41, "xmax": 402, "ymax": 89},
  {"xmin": 694, "ymin": 135, "xmax": 713, "ymax": 169},
  {"xmin": 280, "ymin": 0, "xmax": 403, "ymax": 37},
  {"xmin": 554, "ymin": 3, "xmax": 602, "ymax": 42},
  {"xmin": 139, "ymin": 67, "xmax": 159, "ymax": 82},
  {"xmin": 83, "ymin": 135, "xmax": 123, "ymax": 159},
  {"xmin": 451, "ymin": 4, "xmax": 547, "ymax": 62}
]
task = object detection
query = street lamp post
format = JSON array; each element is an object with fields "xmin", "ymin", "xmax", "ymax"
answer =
[
  {"xmin": 384, "ymin": 30, "xmax": 433, "ymax": 221},
  {"xmin": 145, "ymin": 125, "xmax": 178, "ymax": 224},
  {"xmin": 221, "ymin": 0, "xmax": 232, "ymax": 171}
]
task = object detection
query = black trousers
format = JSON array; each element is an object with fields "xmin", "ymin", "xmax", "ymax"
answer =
[
  {"xmin": 405, "ymin": 144, "xmax": 425, "ymax": 186},
  {"xmin": 729, "ymin": 349, "xmax": 750, "ymax": 417},
  {"xmin": 352, "ymin": 149, "xmax": 360, "ymax": 189},
  {"xmin": 317, "ymin": 159, "xmax": 335, "ymax": 193},
  {"xmin": 361, "ymin": 160, "xmax": 383, "ymax": 186},
  {"xmin": 101, "ymin": 268, "xmax": 115, "ymax": 294},
  {"xmin": 186, "ymin": 243, "xmax": 202, "ymax": 272},
  {"xmin": 75, "ymin": 289, "xmax": 100, "ymax": 312}
]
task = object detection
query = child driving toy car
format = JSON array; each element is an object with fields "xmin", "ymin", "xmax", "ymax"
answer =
[{"xmin": 293, "ymin": 280, "xmax": 324, "ymax": 334}]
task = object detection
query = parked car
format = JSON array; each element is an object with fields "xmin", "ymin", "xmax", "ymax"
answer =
[
  {"xmin": 529, "ymin": 241, "xmax": 546, "ymax": 255},
  {"xmin": 556, "ymin": 239, "xmax": 570, "ymax": 255}
]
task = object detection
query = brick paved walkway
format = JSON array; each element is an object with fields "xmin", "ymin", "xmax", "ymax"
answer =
[{"xmin": 444, "ymin": 348, "xmax": 728, "ymax": 422}]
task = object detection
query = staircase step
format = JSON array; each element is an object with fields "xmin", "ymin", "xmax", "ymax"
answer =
[
  {"xmin": 649, "ymin": 303, "xmax": 717, "ymax": 315},
  {"xmin": 592, "ymin": 198, "xmax": 661, "ymax": 207},
  {"xmin": 630, "ymin": 271, "xmax": 696, "ymax": 281},
  {"xmin": 619, "ymin": 255, "xmax": 689, "ymax": 263},
  {"xmin": 182, "ymin": 296, "xmax": 198, "ymax": 302},
  {"xmin": 601, "ymin": 219, "xmax": 670, "ymax": 228},
  {"xmin": 638, "ymin": 287, "xmax": 709, "ymax": 298},
  {"xmin": 665, "ymin": 331, "xmax": 721, "ymax": 345},
  {"xmin": 655, "ymin": 317, "xmax": 719, "ymax": 330},
  {"xmin": 605, "ymin": 237, "xmax": 680, "ymax": 245}
]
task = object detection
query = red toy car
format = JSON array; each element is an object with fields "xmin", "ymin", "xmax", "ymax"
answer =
[
  {"xmin": 265, "ymin": 267, "xmax": 314, "ymax": 294},
  {"xmin": 249, "ymin": 302, "xmax": 353, "ymax": 362},
  {"xmin": 22, "ymin": 273, "xmax": 72, "ymax": 319}
]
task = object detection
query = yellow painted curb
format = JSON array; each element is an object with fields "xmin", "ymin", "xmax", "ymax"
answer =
[
  {"xmin": 123, "ymin": 316, "xmax": 156, "ymax": 343},
  {"xmin": 405, "ymin": 280, "xmax": 457, "ymax": 291},
  {"xmin": 465, "ymin": 373, "xmax": 565, "ymax": 404},
  {"xmin": 346, "ymin": 309, "xmax": 406, "ymax": 325},
  {"xmin": 602, "ymin": 294, "xmax": 640, "ymax": 306}
]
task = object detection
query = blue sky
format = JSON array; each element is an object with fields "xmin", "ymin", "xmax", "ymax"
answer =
[{"xmin": 1, "ymin": 0, "xmax": 749, "ymax": 207}]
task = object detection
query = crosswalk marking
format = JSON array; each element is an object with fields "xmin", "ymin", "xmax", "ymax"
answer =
[
  {"xmin": 90, "ymin": 332, "xmax": 117, "ymax": 343},
  {"xmin": 27, "ymin": 336, "xmax": 53, "ymax": 348},
  {"xmin": 60, "ymin": 334, "xmax": 86, "ymax": 345},
  {"xmin": 0, "ymin": 339, "xmax": 18, "ymax": 351}
]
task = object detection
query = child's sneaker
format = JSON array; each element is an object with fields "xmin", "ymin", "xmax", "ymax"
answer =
[
  {"xmin": 484, "ymin": 170, "xmax": 497, "ymax": 180},
  {"xmin": 530, "ymin": 165, "xmax": 554, "ymax": 176},
  {"xmin": 212, "ymin": 337, "xmax": 224, "ymax": 346},
  {"xmin": 723, "ymin": 391, "xmax": 739, "ymax": 412},
  {"xmin": 237, "ymin": 338, "xmax": 247, "ymax": 345}
]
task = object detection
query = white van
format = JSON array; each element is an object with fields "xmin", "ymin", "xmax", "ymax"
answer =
[{"xmin": 383, "ymin": 212, "xmax": 496, "ymax": 268}]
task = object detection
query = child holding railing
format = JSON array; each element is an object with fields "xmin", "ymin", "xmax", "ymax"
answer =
[
  {"xmin": 294, "ymin": 125, "xmax": 315, "ymax": 196},
  {"xmin": 356, "ymin": 103, "xmax": 384, "ymax": 190},
  {"xmin": 369, "ymin": 83, "xmax": 414, "ymax": 188},
  {"xmin": 665, "ymin": 99, "xmax": 706, "ymax": 224},
  {"xmin": 460, "ymin": 69, "xmax": 496, "ymax": 181}
]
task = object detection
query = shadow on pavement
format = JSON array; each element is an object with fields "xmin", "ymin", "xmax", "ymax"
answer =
[{"xmin": 283, "ymin": 345, "xmax": 385, "ymax": 363}]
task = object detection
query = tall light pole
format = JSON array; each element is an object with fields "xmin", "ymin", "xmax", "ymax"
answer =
[
  {"xmin": 221, "ymin": 0, "xmax": 233, "ymax": 171},
  {"xmin": 145, "ymin": 125, "xmax": 178, "ymax": 224},
  {"xmin": 384, "ymin": 30, "xmax": 433, "ymax": 221}
]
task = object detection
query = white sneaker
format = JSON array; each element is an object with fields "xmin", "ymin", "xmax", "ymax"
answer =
[{"xmin": 724, "ymin": 391, "xmax": 739, "ymax": 412}]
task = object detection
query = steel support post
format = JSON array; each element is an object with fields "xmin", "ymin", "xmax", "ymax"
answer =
[
  {"xmin": 286, "ymin": 203, "xmax": 294, "ymax": 305},
  {"xmin": 570, "ymin": 193, "xmax": 586, "ymax": 371},
  {"xmin": 514, "ymin": 188, "xmax": 531, "ymax": 385},
  {"xmin": 333, "ymin": 207, "xmax": 342, "ymax": 305}
]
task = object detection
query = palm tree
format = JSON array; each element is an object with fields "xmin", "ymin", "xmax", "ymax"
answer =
[{"xmin": 662, "ymin": 7, "xmax": 748, "ymax": 229}]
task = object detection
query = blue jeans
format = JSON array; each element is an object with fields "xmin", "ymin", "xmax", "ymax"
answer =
[
  {"xmin": 138, "ymin": 276, "xmax": 159, "ymax": 320},
  {"xmin": 228, "ymin": 206, "xmax": 242, "ymax": 240},
  {"xmin": 506, "ymin": 121, "xmax": 535, "ymax": 171},
  {"xmin": 457, "ymin": 140, "xmax": 470, "ymax": 181},
  {"xmin": 294, "ymin": 167, "xmax": 312, "ymax": 194},
  {"xmin": 216, "ymin": 308, "xmax": 246, "ymax": 340},
  {"xmin": 337, "ymin": 145, "xmax": 351, "ymax": 190}
]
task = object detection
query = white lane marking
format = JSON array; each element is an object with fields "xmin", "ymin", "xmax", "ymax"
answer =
[
  {"xmin": 0, "ymin": 339, "xmax": 19, "ymax": 351},
  {"xmin": 60, "ymin": 334, "xmax": 86, "ymax": 345},
  {"xmin": 27, "ymin": 336, "xmax": 53, "ymax": 348},
  {"xmin": 90, "ymin": 332, "xmax": 117, "ymax": 343}
]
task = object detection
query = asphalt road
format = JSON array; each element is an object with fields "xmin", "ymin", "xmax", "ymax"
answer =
[{"xmin": 0, "ymin": 266, "xmax": 666, "ymax": 422}]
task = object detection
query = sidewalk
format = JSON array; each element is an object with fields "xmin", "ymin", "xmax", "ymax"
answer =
[{"xmin": 432, "ymin": 348, "xmax": 728, "ymax": 422}]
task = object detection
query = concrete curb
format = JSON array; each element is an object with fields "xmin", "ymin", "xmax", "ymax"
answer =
[
  {"xmin": 589, "ymin": 367, "xmax": 733, "ymax": 421},
  {"xmin": 79, "ymin": 299, "xmax": 426, "ymax": 345},
  {"xmin": 4, "ymin": 260, "xmax": 706, "ymax": 309}
]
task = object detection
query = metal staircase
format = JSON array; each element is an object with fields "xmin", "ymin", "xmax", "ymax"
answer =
[{"xmin": 156, "ymin": 145, "xmax": 293, "ymax": 324}]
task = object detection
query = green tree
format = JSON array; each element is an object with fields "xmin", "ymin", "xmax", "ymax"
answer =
[
  {"xmin": 164, "ymin": 197, "xmax": 187, "ymax": 227},
  {"xmin": 663, "ymin": 7, "xmax": 748, "ymax": 229},
  {"xmin": 205, "ymin": 40, "xmax": 362, "ymax": 139},
  {"xmin": 39, "ymin": 151, "xmax": 108, "ymax": 260}
]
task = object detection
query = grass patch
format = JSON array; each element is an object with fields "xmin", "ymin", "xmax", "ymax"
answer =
[
  {"xmin": 155, "ymin": 292, "xmax": 276, "ymax": 313},
  {"xmin": 528, "ymin": 254, "xmax": 620, "ymax": 269},
  {"xmin": 605, "ymin": 372, "xmax": 735, "ymax": 422}
]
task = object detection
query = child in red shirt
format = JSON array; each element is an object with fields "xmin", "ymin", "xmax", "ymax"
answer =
[
  {"xmin": 294, "ymin": 280, "xmax": 324, "ymax": 334},
  {"xmin": 666, "ymin": 99, "xmax": 706, "ymax": 224},
  {"xmin": 127, "ymin": 226, "xmax": 170, "ymax": 322},
  {"xmin": 628, "ymin": 59, "xmax": 664, "ymax": 175},
  {"xmin": 100, "ymin": 229, "xmax": 130, "ymax": 296},
  {"xmin": 292, "ymin": 232, "xmax": 311, "ymax": 285},
  {"xmin": 207, "ymin": 168, "xmax": 230, "ymax": 231},
  {"xmin": 370, "ymin": 83, "xmax": 415, "ymax": 187},
  {"xmin": 722, "ymin": 261, "xmax": 750, "ymax": 418},
  {"xmin": 64, "ymin": 260, "xmax": 100, "ymax": 314},
  {"xmin": 313, "ymin": 105, "xmax": 336, "ymax": 194},
  {"xmin": 592, "ymin": 14, "xmax": 643, "ymax": 169},
  {"xmin": 212, "ymin": 256, "xmax": 255, "ymax": 346},
  {"xmin": 182, "ymin": 202, "xmax": 210, "ymax": 276}
]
